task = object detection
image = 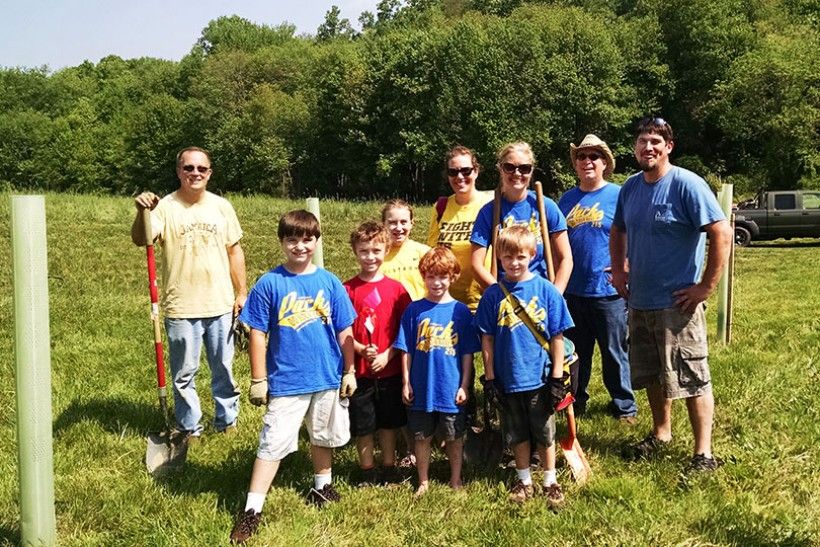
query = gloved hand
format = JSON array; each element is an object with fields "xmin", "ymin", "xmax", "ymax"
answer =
[
  {"xmin": 482, "ymin": 376, "xmax": 500, "ymax": 410},
  {"xmin": 232, "ymin": 316, "xmax": 250, "ymax": 352},
  {"xmin": 340, "ymin": 371, "xmax": 357, "ymax": 398},
  {"xmin": 548, "ymin": 376, "xmax": 569, "ymax": 411},
  {"xmin": 250, "ymin": 378, "xmax": 268, "ymax": 406}
]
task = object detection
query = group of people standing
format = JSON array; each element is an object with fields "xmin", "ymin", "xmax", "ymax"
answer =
[{"xmin": 131, "ymin": 117, "xmax": 732, "ymax": 544}]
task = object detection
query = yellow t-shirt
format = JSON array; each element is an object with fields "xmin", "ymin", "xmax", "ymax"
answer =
[
  {"xmin": 151, "ymin": 191, "xmax": 243, "ymax": 318},
  {"xmin": 382, "ymin": 239, "xmax": 430, "ymax": 301},
  {"xmin": 426, "ymin": 192, "xmax": 494, "ymax": 311}
]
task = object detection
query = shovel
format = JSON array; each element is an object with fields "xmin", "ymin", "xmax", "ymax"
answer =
[
  {"xmin": 141, "ymin": 208, "xmax": 188, "ymax": 475},
  {"xmin": 463, "ymin": 391, "xmax": 503, "ymax": 469},
  {"xmin": 555, "ymin": 392, "xmax": 591, "ymax": 484}
]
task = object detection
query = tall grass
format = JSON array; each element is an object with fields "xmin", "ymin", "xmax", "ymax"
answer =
[{"xmin": 1, "ymin": 193, "xmax": 818, "ymax": 546}]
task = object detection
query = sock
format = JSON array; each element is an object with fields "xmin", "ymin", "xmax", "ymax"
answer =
[
  {"xmin": 314, "ymin": 472, "xmax": 332, "ymax": 490},
  {"xmin": 543, "ymin": 469, "xmax": 557, "ymax": 487},
  {"xmin": 244, "ymin": 492, "xmax": 266, "ymax": 513},
  {"xmin": 515, "ymin": 468, "xmax": 532, "ymax": 485}
]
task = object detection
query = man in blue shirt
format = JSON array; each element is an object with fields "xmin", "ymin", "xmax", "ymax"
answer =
[{"xmin": 610, "ymin": 118, "xmax": 732, "ymax": 473}]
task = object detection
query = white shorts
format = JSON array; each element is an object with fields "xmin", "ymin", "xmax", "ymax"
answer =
[{"xmin": 257, "ymin": 389, "xmax": 351, "ymax": 461}]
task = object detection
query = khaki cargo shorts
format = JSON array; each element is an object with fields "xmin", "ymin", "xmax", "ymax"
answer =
[{"xmin": 628, "ymin": 303, "xmax": 712, "ymax": 400}]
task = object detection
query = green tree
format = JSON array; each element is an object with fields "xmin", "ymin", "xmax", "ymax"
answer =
[{"xmin": 317, "ymin": 6, "xmax": 357, "ymax": 41}]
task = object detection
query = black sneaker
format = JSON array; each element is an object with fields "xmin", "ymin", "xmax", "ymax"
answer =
[
  {"xmin": 622, "ymin": 433, "xmax": 671, "ymax": 460},
  {"xmin": 357, "ymin": 467, "xmax": 380, "ymax": 487},
  {"xmin": 685, "ymin": 453, "xmax": 723, "ymax": 473},
  {"xmin": 380, "ymin": 465, "xmax": 401, "ymax": 485},
  {"xmin": 306, "ymin": 483, "xmax": 341, "ymax": 508},
  {"xmin": 229, "ymin": 509, "xmax": 261, "ymax": 544}
]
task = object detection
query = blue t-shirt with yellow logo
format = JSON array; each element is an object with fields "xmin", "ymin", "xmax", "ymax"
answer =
[
  {"xmin": 470, "ymin": 191, "xmax": 567, "ymax": 280},
  {"xmin": 475, "ymin": 276, "xmax": 574, "ymax": 394},
  {"xmin": 393, "ymin": 299, "xmax": 480, "ymax": 413},
  {"xmin": 239, "ymin": 266, "xmax": 356, "ymax": 396},
  {"xmin": 558, "ymin": 183, "xmax": 620, "ymax": 298}
]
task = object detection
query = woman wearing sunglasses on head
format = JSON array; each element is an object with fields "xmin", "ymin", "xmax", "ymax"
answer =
[
  {"xmin": 427, "ymin": 145, "xmax": 494, "ymax": 312},
  {"xmin": 469, "ymin": 141, "xmax": 572, "ymax": 292}
]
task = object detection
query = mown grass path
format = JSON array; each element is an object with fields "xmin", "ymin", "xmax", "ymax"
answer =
[{"xmin": 1, "ymin": 194, "xmax": 818, "ymax": 546}]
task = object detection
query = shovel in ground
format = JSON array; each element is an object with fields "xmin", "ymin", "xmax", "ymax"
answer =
[
  {"xmin": 556, "ymin": 393, "xmax": 591, "ymax": 485},
  {"xmin": 463, "ymin": 393, "xmax": 503, "ymax": 468},
  {"xmin": 141, "ymin": 208, "xmax": 188, "ymax": 475}
]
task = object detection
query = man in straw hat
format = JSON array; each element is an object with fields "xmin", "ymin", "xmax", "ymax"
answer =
[
  {"xmin": 558, "ymin": 135, "xmax": 637, "ymax": 423},
  {"xmin": 610, "ymin": 118, "xmax": 731, "ymax": 473}
]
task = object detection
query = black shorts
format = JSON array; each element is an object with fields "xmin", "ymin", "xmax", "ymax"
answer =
[
  {"xmin": 499, "ymin": 386, "xmax": 556, "ymax": 448},
  {"xmin": 348, "ymin": 375, "xmax": 407, "ymax": 437},
  {"xmin": 407, "ymin": 410, "xmax": 467, "ymax": 441}
]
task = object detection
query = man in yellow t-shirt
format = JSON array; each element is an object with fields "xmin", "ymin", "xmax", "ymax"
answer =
[{"xmin": 132, "ymin": 147, "xmax": 247, "ymax": 438}]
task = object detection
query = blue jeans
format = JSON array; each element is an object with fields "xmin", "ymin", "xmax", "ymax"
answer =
[
  {"xmin": 565, "ymin": 294, "xmax": 636, "ymax": 417},
  {"xmin": 165, "ymin": 313, "xmax": 240, "ymax": 434}
]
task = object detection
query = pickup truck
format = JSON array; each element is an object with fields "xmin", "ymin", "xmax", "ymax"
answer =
[{"xmin": 734, "ymin": 190, "xmax": 820, "ymax": 246}]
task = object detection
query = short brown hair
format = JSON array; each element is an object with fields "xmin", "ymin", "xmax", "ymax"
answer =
[
  {"xmin": 445, "ymin": 145, "xmax": 481, "ymax": 172},
  {"xmin": 496, "ymin": 225, "xmax": 537, "ymax": 257},
  {"xmin": 350, "ymin": 221, "xmax": 390, "ymax": 249},
  {"xmin": 381, "ymin": 199, "xmax": 414, "ymax": 222},
  {"xmin": 176, "ymin": 146, "xmax": 212, "ymax": 168},
  {"xmin": 278, "ymin": 210, "xmax": 321, "ymax": 240},
  {"xmin": 418, "ymin": 246, "xmax": 461, "ymax": 281},
  {"xmin": 634, "ymin": 116, "xmax": 674, "ymax": 143}
]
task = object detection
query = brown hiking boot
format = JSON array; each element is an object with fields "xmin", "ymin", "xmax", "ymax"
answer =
[
  {"xmin": 229, "ymin": 509, "xmax": 261, "ymax": 544},
  {"xmin": 508, "ymin": 480, "xmax": 534, "ymax": 504},
  {"xmin": 306, "ymin": 484, "xmax": 341, "ymax": 508},
  {"xmin": 543, "ymin": 483, "xmax": 564, "ymax": 508},
  {"xmin": 622, "ymin": 433, "xmax": 671, "ymax": 461}
]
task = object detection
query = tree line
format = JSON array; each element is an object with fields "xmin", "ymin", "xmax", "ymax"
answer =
[{"xmin": 1, "ymin": 0, "xmax": 817, "ymax": 200}]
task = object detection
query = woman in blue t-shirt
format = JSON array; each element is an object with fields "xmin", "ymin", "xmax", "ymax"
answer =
[{"xmin": 469, "ymin": 141, "xmax": 572, "ymax": 292}]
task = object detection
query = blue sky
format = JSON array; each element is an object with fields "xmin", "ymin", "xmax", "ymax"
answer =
[{"xmin": 0, "ymin": 0, "xmax": 380, "ymax": 71}]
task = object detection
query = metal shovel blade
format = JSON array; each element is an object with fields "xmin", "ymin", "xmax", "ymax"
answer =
[
  {"xmin": 464, "ymin": 425, "xmax": 503, "ymax": 468},
  {"xmin": 559, "ymin": 404, "xmax": 591, "ymax": 485},
  {"xmin": 146, "ymin": 430, "xmax": 188, "ymax": 476}
]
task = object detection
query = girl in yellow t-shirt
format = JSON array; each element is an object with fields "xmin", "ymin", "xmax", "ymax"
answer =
[
  {"xmin": 427, "ymin": 145, "xmax": 493, "ymax": 312},
  {"xmin": 381, "ymin": 199, "xmax": 430, "ymax": 301}
]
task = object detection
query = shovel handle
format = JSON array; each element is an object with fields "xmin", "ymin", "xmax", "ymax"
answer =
[
  {"xmin": 142, "ymin": 209, "xmax": 167, "ymax": 391},
  {"xmin": 534, "ymin": 181, "xmax": 555, "ymax": 283},
  {"xmin": 490, "ymin": 187, "xmax": 501, "ymax": 280}
]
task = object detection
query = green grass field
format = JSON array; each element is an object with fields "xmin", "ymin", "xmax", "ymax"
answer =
[{"xmin": 1, "ymin": 193, "xmax": 819, "ymax": 546}]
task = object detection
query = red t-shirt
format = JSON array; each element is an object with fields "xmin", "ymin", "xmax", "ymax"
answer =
[{"xmin": 343, "ymin": 275, "xmax": 412, "ymax": 379}]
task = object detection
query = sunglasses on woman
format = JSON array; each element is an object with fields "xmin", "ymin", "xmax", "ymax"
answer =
[
  {"xmin": 500, "ymin": 162, "xmax": 533, "ymax": 175},
  {"xmin": 447, "ymin": 166, "xmax": 475, "ymax": 177},
  {"xmin": 182, "ymin": 165, "xmax": 211, "ymax": 173}
]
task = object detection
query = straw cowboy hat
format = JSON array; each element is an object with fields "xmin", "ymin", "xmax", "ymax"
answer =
[{"xmin": 570, "ymin": 134, "xmax": 616, "ymax": 179}]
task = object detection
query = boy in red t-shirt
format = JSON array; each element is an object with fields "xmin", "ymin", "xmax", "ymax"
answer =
[{"xmin": 344, "ymin": 221, "xmax": 412, "ymax": 485}]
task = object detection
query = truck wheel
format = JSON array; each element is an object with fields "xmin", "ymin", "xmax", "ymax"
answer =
[{"xmin": 735, "ymin": 226, "xmax": 752, "ymax": 247}]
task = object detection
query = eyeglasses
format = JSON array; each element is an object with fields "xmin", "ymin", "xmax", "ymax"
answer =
[
  {"xmin": 447, "ymin": 166, "xmax": 475, "ymax": 177},
  {"xmin": 182, "ymin": 165, "xmax": 211, "ymax": 173},
  {"xmin": 575, "ymin": 152, "xmax": 601, "ymax": 162},
  {"xmin": 500, "ymin": 162, "xmax": 533, "ymax": 175}
]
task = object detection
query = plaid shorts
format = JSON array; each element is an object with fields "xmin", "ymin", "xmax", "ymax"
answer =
[{"xmin": 628, "ymin": 303, "xmax": 712, "ymax": 399}]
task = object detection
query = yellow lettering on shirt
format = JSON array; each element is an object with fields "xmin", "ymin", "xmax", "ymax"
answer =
[
  {"xmin": 497, "ymin": 295, "xmax": 547, "ymax": 329},
  {"xmin": 415, "ymin": 318, "xmax": 458, "ymax": 356},
  {"xmin": 500, "ymin": 214, "xmax": 543, "ymax": 243},
  {"xmin": 278, "ymin": 290, "xmax": 331, "ymax": 330},
  {"xmin": 565, "ymin": 203, "xmax": 604, "ymax": 228}
]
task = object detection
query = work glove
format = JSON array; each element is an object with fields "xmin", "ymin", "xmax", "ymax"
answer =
[
  {"xmin": 481, "ymin": 376, "xmax": 500, "ymax": 410},
  {"xmin": 232, "ymin": 316, "xmax": 250, "ymax": 352},
  {"xmin": 249, "ymin": 378, "xmax": 268, "ymax": 406},
  {"xmin": 340, "ymin": 371, "xmax": 357, "ymax": 398},
  {"xmin": 547, "ymin": 376, "xmax": 569, "ymax": 411}
]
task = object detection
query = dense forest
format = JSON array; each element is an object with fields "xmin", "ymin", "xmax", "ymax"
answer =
[{"xmin": 1, "ymin": 0, "xmax": 817, "ymax": 200}]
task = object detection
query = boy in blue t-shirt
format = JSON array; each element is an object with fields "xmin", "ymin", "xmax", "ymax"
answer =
[
  {"xmin": 230, "ymin": 210, "xmax": 357, "ymax": 545},
  {"xmin": 475, "ymin": 225, "xmax": 574, "ymax": 507},
  {"xmin": 394, "ymin": 247, "xmax": 480, "ymax": 497}
]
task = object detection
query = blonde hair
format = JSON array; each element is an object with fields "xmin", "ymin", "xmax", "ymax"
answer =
[
  {"xmin": 381, "ymin": 198, "xmax": 415, "ymax": 222},
  {"xmin": 496, "ymin": 141, "xmax": 535, "ymax": 167},
  {"xmin": 418, "ymin": 246, "xmax": 461, "ymax": 281},
  {"xmin": 496, "ymin": 225, "xmax": 536, "ymax": 257}
]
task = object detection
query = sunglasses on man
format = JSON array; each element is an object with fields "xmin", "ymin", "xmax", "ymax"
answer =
[
  {"xmin": 447, "ymin": 166, "xmax": 475, "ymax": 177},
  {"xmin": 500, "ymin": 162, "xmax": 533, "ymax": 175},
  {"xmin": 575, "ymin": 152, "xmax": 601, "ymax": 162},
  {"xmin": 182, "ymin": 165, "xmax": 211, "ymax": 173}
]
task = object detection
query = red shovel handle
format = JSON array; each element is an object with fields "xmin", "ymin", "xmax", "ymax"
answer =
[{"xmin": 142, "ymin": 209, "xmax": 166, "ymax": 391}]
